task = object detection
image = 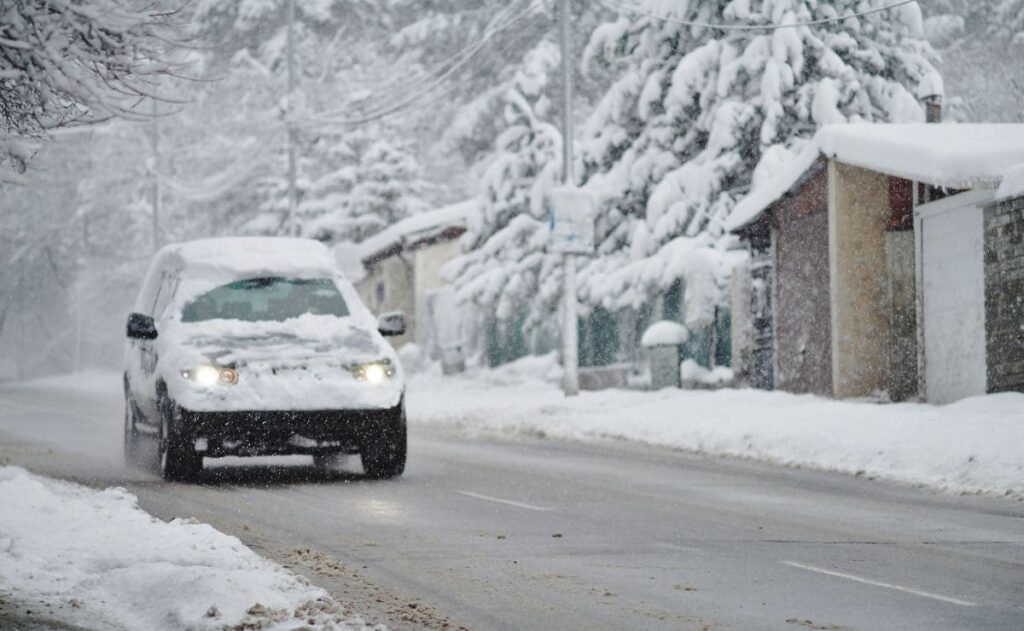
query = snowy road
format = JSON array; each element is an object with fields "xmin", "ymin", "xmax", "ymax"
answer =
[{"xmin": 1, "ymin": 374, "xmax": 1023, "ymax": 630}]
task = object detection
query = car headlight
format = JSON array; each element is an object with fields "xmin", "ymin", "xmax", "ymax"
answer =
[
  {"xmin": 351, "ymin": 360, "xmax": 395, "ymax": 384},
  {"xmin": 181, "ymin": 365, "xmax": 238, "ymax": 386}
]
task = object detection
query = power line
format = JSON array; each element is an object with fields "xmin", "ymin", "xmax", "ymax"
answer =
[
  {"xmin": 337, "ymin": 0, "xmax": 534, "ymax": 116},
  {"xmin": 600, "ymin": 0, "xmax": 920, "ymax": 31},
  {"xmin": 304, "ymin": 0, "xmax": 544, "ymax": 127},
  {"xmin": 309, "ymin": 0, "xmax": 539, "ymax": 125},
  {"xmin": 358, "ymin": 11, "xmax": 551, "ymax": 123}
]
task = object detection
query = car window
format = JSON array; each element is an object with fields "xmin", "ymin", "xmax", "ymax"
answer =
[{"xmin": 180, "ymin": 277, "xmax": 350, "ymax": 323}]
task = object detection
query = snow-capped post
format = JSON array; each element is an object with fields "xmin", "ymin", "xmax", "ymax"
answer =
[
  {"xmin": 917, "ymin": 70, "xmax": 944, "ymax": 124},
  {"xmin": 558, "ymin": 0, "xmax": 580, "ymax": 396},
  {"xmin": 641, "ymin": 321, "xmax": 689, "ymax": 389}
]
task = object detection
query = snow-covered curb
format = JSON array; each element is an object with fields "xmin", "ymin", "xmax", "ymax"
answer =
[
  {"xmin": 0, "ymin": 466, "xmax": 378, "ymax": 630},
  {"xmin": 407, "ymin": 357, "xmax": 1024, "ymax": 497}
]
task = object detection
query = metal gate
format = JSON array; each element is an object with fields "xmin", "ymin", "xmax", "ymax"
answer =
[{"xmin": 914, "ymin": 190, "xmax": 992, "ymax": 404}]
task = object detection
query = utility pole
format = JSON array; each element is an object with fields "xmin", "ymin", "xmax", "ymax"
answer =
[
  {"xmin": 150, "ymin": 98, "xmax": 161, "ymax": 252},
  {"xmin": 559, "ymin": 0, "xmax": 579, "ymax": 396},
  {"xmin": 285, "ymin": 0, "xmax": 299, "ymax": 236}
]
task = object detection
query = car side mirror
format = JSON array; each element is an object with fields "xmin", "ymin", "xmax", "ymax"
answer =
[
  {"xmin": 126, "ymin": 312, "xmax": 158, "ymax": 340},
  {"xmin": 377, "ymin": 311, "xmax": 406, "ymax": 337}
]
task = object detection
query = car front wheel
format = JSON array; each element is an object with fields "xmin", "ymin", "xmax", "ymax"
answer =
[
  {"xmin": 360, "ymin": 403, "xmax": 407, "ymax": 479},
  {"xmin": 158, "ymin": 398, "xmax": 202, "ymax": 482}
]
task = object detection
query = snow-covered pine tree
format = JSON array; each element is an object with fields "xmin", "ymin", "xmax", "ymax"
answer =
[
  {"xmin": 445, "ymin": 41, "xmax": 566, "ymax": 354},
  {"xmin": 572, "ymin": 0, "xmax": 936, "ymax": 331},
  {"xmin": 300, "ymin": 131, "xmax": 434, "ymax": 243}
]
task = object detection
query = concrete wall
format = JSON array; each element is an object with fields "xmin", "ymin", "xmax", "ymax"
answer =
[
  {"xmin": 412, "ymin": 239, "xmax": 462, "ymax": 351},
  {"xmin": 884, "ymin": 231, "xmax": 918, "ymax": 401},
  {"xmin": 357, "ymin": 254, "xmax": 415, "ymax": 349},
  {"xmin": 984, "ymin": 194, "xmax": 1024, "ymax": 393},
  {"xmin": 828, "ymin": 161, "xmax": 892, "ymax": 398},
  {"xmin": 773, "ymin": 168, "xmax": 833, "ymax": 395}
]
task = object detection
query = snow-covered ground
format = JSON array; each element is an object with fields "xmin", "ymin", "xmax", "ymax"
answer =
[
  {"xmin": 0, "ymin": 466, "xmax": 377, "ymax": 630},
  {"xmin": 407, "ymin": 354, "xmax": 1024, "ymax": 498}
]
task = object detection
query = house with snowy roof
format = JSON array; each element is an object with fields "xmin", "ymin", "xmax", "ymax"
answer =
[
  {"xmin": 727, "ymin": 123, "xmax": 1024, "ymax": 404},
  {"xmin": 349, "ymin": 200, "xmax": 477, "ymax": 370}
]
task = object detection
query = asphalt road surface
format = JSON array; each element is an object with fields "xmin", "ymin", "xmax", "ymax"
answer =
[{"xmin": 0, "ymin": 376, "xmax": 1022, "ymax": 630}]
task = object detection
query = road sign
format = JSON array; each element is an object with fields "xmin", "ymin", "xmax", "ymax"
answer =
[{"xmin": 548, "ymin": 186, "xmax": 595, "ymax": 255}]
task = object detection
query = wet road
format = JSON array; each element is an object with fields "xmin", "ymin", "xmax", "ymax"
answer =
[{"xmin": 1, "ymin": 375, "xmax": 1022, "ymax": 630}]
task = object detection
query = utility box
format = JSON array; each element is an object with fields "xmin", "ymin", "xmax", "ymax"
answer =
[{"xmin": 641, "ymin": 320, "xmax": 689, "ymax": 390}]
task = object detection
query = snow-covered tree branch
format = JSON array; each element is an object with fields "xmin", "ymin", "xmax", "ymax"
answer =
[{"xmin": 0, "ymin": 0, "xmax": 184, "ymax": 176}]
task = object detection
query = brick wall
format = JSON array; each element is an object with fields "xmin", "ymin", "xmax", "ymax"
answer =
[{"xmin": 984, "ymin": 195, "xmax": 1024, "ymax": 393}]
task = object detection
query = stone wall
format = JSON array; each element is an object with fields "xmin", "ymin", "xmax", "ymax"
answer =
[
  {"xmin": 984, "ymin": 195, "xmax": 1024, "ymax": 393},
  {"xmin": 773, "ymin": 167, "xmax": 832, "ymax": 396}
]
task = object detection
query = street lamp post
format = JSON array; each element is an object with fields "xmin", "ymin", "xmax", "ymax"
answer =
[
  {"xmin": 286, "ymin": 0, "xmax": 299, "ymax": 236},
  {"xmin": 559, "ymin": 0, "xmax": 579, "ymax": 396}
]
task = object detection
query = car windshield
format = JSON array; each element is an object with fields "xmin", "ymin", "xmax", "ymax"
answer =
[{"xmin": 180, "ymin": 277, "xmax": 349, "ymax": 323}]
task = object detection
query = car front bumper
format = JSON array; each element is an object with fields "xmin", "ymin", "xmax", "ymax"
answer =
[{"xmin": 180, "ymin": 402, "xmax": 403, "ymax": 458}]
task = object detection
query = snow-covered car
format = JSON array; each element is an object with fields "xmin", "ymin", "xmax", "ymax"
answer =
[{"xmin": 123, "ymin": 237, "xmax": 407, "ymax": 482}]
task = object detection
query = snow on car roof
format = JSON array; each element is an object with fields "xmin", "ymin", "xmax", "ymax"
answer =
[
  {"xmin": 726, "ymin": 123, "xmax": 1024, "ymax": 232},
  {"xmin": 163, "ymin": 237, "xmax": 336, "ymax": 277},
  {"xmin": 145, "ymin": 238, "xmax": 345, "ymax": 312}
]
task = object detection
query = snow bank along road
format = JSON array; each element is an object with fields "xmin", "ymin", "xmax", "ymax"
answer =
[{"xmin": 1, "ymin": 373, "xmax": 1022, "ymax": 630}]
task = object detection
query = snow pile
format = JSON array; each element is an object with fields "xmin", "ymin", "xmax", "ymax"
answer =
[
  {"xmin": 472, "ymin": 352, "xmax": 564, "ymax": 387},
  {"xmin": 640, "ymin": 320, "xmax": 688, "ymax": 347},
  {"xmin": 408, "ymin": 367, "xmax": 1024, "ymax": 497},
  {"xmin": 0, "ymin": 466, "xmax": 376, "ymax": 630},
  {"xmin": 680, "ymin": 359, "xmax": 734, "ymax": 386}
]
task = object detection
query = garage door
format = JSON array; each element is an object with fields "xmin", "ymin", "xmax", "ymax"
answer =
[{"xmin": 916, "ymin": 190, "xmax": 992, "ymax": 404}]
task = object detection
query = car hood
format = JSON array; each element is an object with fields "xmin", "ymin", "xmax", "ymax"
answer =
[
  {"xmin": 157, "ymin": 314, "xmax": 404, "ymax": 412},
  {"xmin": 162, "ymin": 314, "xmax": 394, "ymax": 370}
]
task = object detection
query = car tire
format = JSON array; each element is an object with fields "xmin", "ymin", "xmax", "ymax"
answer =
[
  {"xmin": 123, "ymin": 399, "xmax": 142, "ymax": 468},
  {"xmin": 158, "ymin": 398, "xmax": 202, "ymax": 482},
  {"xmin": 360, "ymin": 403, "xmax": 407, "ymax": 480}
]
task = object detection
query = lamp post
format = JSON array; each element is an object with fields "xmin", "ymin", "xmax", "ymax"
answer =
[
  {"xmin": 559, "ymin": 0, "xmax": 579, "ymax": 396},
  {"xmin": 285, "ymin": 0, "xmax": 299, "ymax": 236}
]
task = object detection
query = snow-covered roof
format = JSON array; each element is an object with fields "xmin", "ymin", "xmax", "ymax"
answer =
[
  {"xmin": 358, "ymin": 199, "xmax": 477, "ymax": 263},
  {"xmin": 727, "ymin": 124, "xmax": 1024, "ymax": 232},
  {"xmin": 726, "ymin": 142, "xmax": 822, "ymax": 233}
]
